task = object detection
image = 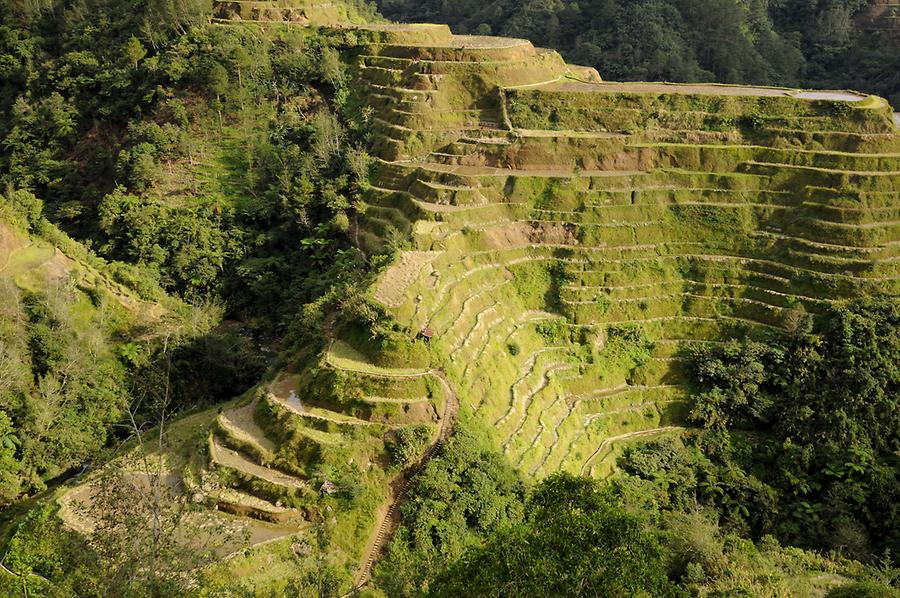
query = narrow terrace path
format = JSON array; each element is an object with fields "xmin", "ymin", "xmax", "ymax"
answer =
[
  {"xmin": 579, "ymin": 426, "xmax": 685, "ymax": 475},
  {"xmin": 352, "ymin": 370, "xmax": 459, "ymax": 590}
]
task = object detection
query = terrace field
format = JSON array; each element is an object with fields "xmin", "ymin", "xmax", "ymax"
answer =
[{"xmin": 47, "ymin": 0, "xmax": 900, "ymax": 592}]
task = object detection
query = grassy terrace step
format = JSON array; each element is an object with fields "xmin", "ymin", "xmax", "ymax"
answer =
[
  {"xmin": 372, "ymin": 103, "xmax": 492, "ymax": 123},
  {"xmin": 572, "ymin": 252, "xmax": 899, "ymax": 291},
  {"xmin": 376, "ymin": 161, "xmax": 842, "ymax": 196},
  {"xmin": 361, "ymin": 395, "xmax": 430, "ymax": 404},
  {"xmin": 803, "ymin": 203, "xmax": 900, "ymax": 224},
  {"xmin": 370, "ymin": 116, "xmax": 482, "ymax": 138},
  {"xmin": 413, "ymin": 222, "xmax": 900, "ymax": 276},
  {"xmin": 337, "ymin": 370, "xmax": 444, "ymax": 414},
  {"xmin": 751, "ymin": 128, "xmax": 900, "ymax": 153},
  {"xmin": 363, "ymin": 82, "xmax": 444, "ymax": 101},
  {"xmin": 351, "ymin": 23, "xmax": 453, "ymax": 45},
  {"xmin": 505, "ymin": 82, "xmax": 895, "ymax": 135},
  {"xmin": 326, "ymin": 340, "xmax": 432, "ymax": 377},
  {"xmin": 363, "ymin": 50, "xmax": 568, "ymax": 80},
  {"xmin": 262, "ymin": 394, "xmax": 346, "ymax": 445},
  {"xmin": 565, "ymin": 289, "xmax": 826, "ymax": 323},
  {"xmin": 429, "ymin": 135, "xmax": 900, "ymax": 173},
  {"xmin": 381, "ymin": 245, "xmax": 897, "ymax": 325},
  {"xmin": 563, "ymin": 279, "xmax": 839, "ymax": 307},
  {"xmin": 428, "ymin": 286, "xmax": 847, "ymax": 338},
  {"xmin": 373, "ymin": 108, "xmax": 499, "ymax": 132},
  {"xmin": 364, "ymin": 190, "xmax": 529, "ymax": 226},
  {"xmin": 564, "ymin": 294, "xmax": 796, "ymax": 329},
  {"xmin": 375, "ymin": 161, "xmax": 664, "ymax": 204},
  {"xmin": 360, "ymin": 204, "xmax": 414, "ymax": 232},
  {"xmin": 641, "ymin": 144, "xmax": 900, "ymax": 171},
  {"xmin": 569, "ymin": 259, "xmax": 893, "ymax": 294},
  {"xmin": 357, "ymin": 212, "xmax": 410, "ymax": 245},
  {"xmin": 509, "ymin": 106, "xmax": 894, "ymax": 138},
  {"xmin": 207, "ymin": 487, "xmax": 302, "ymax": 524},
  {"xmin": 208, "ymin": 434, "xmax": 307, "ymax": 491},
  {"xmin": 581, "ymin": 426, "xmax": 687, "ymax": 478},
  {"xmin": 268, "ymin": 391, "xmax": 390, "ymax": 428},
  {"xmin": 739, "ymin": 161, "xmax": 900, "ymax": 191},
  {"xmin": 358, "ymin": 65, "xmax": 434, "ymax": 89},
  {"xmin": 214, "ymin": 398, "xmax": 277, "ymax": 464},
  {"xmin": 366, "ymin": 35, "xmax": 538, "ymax": 62},
  {"xmin": 528, "ymin": 200, "xmax": 900, "ymax": 228},
  {"xmin": 358, "ymin": 51, "xmax": 568, "ymax": 89}
]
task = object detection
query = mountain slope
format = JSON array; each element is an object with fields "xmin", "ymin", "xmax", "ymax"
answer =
[{"xmin": 5, "ymin": 0, "xmax": 898, "ymax": 594}]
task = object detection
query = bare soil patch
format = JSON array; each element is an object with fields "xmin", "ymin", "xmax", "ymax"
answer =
[
  {"xmin": 793, "ymin": 90, "xmax": 865, "ymax": 101},
  {"xmin": 374, "ymin": 250, "xmax": 442, "ymax": 306},
  {"xmin": 483, "ymin": 221, "xmax": 578, "ymax": 248},
  {"xmin": 0, "ymin": 224, "xmax": 24, "ymax": 272}
]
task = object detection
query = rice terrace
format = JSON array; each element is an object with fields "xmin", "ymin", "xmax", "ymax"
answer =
[{"xmin": 0, "ymin": 0, "xmax": 898, "ymax": 596}]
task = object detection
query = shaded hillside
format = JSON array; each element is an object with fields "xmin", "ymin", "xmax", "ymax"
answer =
[{"xmin": 379, "ymin": 0, "xmax": 900, "ymax": 106}]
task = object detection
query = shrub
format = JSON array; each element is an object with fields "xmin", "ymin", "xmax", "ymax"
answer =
[
  {"xmin": 826, "ymin": 581, "xmax": 900, "ymax": 598},
  {"xmin": 385, "ymin": 425, "xmax": 432, "ymax": 466}
]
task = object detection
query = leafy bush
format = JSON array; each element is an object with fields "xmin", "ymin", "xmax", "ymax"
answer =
[
  {"xmin": 429, "ymin": 473, "xmax": 679, "ymax": 598},
  {"xmin": 827, "ymin": 581, "xmax": 900, "ymax": 598},
  {"xmin": 386, "ymin": 425, "xmax": 432, "ymax": 467}
]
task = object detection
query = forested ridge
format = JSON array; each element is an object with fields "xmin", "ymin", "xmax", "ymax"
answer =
[
  {"xmin": 379, "ymin": 0, "xmax": 900, "ymax": 106},
  {"xmin": 0, "ymin": 0, "xmax": 898, "ymax": 596}
]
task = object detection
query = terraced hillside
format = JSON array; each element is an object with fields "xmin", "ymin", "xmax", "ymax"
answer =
[
  {"xmin": 860, "ymin": 0, "xmax": 900, "ymax": 43},
  {"xmin": 52, "ymin": 1, "xmax": 898, "ymax": 589},
  {"xmin": 360, "ymin": 62, "xmax": 900, "ymax": 479}
]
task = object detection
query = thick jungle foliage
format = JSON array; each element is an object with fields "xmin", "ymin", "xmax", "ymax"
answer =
[{"xmin": 620, "ymin": 298, "xmax": 900, "ymax": 563}]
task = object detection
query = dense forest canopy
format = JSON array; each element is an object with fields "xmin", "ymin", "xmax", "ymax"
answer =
[{"xmin": 379, "ymin": 0, "xmax": 900, "ymax": 106}]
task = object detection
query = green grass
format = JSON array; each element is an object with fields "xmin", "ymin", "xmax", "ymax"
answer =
[{"xmin": 326, "ymin": 340, "xmax": 432, "ymax": 376}]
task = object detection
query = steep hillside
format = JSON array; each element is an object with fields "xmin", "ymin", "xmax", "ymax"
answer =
[
  {"xmin": 355, "ymin": 28, "xmax": 899, "ymax": 482},
  {"xmin": 19, "ymin": 0, "xmax": 899, "ymax": 594},
  {"xmin": 0, "ymin": 196, "xmax": 175, "ymax": 502}
]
